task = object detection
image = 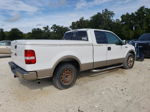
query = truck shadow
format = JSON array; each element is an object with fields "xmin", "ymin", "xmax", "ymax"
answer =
[
  {"xmin": 19, "ymin": 68, "xmax": 124, "ymax": 90},
  {"xmin": 18, "ymin": 78, "xmax": 54, "ymax": 90}
]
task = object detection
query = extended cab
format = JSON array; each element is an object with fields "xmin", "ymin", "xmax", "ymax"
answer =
[{"xmin": 9, "ymin": 29, "xmax": 135, "ymax": 89}]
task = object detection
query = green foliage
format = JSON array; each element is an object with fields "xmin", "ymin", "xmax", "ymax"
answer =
[
  {"xmin": 90, "ymin": 9, "xmax": 114, "ymax": 30},
  {"xmin": 25, "ymin": 25, "xmax": 69, "ymax": 40},
  {"xmin": 71, "ymin": 7, "xmax": 150, "ymax": 40},
  {"xmin": 0, "ymin": 29, "xmax": 6, "ymax": 41},
  {"xmin": 7, "ymin": 28, "xmax": 24, "ymax": 40},
  {"xmin": 121, "ymin": 6, "xmax": 150, "ymax": 39},
  {"xmin": 51, "ymin": 24, "xmax": 69, "ymax": 39},
  {"xmin": 1, "ymin": 6, "xmax": 150, "ymax": 41},
  {"xmin": 26, "ymin": 28, "xmax": 44, "ymax": 39},
  {"xmin": 70, "ymin": 17, "xmax": 90, "ymax": 29}
]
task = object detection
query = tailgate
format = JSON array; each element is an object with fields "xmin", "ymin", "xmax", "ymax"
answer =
[{"xmin": 11, "ymin": 41, "xmax": 25, "ymax": 69}]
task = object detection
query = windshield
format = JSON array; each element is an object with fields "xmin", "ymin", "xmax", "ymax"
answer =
[{"xmin": 139, "ymin": 34, "xmax": 150, "ymax": 41}]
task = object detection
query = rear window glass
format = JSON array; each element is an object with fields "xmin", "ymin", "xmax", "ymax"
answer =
[
  {"xmin": 64, "ymin": 31, "xmax": 88, "ymax": 41},
  {"xmin": 76, "ymin": 31, "xmax": 88, "ymax": 41},
  {"xmin": 63, "ymin": 32, "xmax": 73, "ymax": 40}
]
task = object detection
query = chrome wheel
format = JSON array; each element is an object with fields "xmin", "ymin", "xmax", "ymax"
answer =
[{"xmin": 127, "ymin": 56, "xmax": 134, "ymax": 67}]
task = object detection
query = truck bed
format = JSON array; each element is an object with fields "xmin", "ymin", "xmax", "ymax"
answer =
[{"xmin": 11, "ymin": 40, "xmax": 93, "ymax": 71}]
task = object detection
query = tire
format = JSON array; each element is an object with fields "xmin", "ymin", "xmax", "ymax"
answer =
[
  {"xmin": 123, "ymin": 53, "xmax": 135, "ymax": 69},
  {"xmin": 52, "ymin": 63, "xmax": 78, "ymax": 90}
]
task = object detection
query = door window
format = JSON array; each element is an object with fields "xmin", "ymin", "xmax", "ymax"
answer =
[
  {"xmin": 106, "ymin": 32, "xmax": 122, "ymax": 45},
  {"xmin": 94, "ymin": 31, "xmax": 107, "ymax": 44}
]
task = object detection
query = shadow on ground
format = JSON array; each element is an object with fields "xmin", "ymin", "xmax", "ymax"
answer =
[
  {"xmin": 18, "ymin": 78, "xmax": 53, "ymax": 90},
  {"xmin": 18, "ymin": 67, "xmax": 123, "ymax": 90}
]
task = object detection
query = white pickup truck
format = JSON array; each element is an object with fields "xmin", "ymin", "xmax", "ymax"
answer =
[{"xmin": 9, "ymin": 29, "xmax": 135, "ymax": 89}]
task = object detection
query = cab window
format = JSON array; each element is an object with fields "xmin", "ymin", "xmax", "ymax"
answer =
[
  {"xmin": 63, "ymin": 32, "xmax": 73, "ymax": 40},
  {"xmin": 76, "ymin": 31, "xmax": 88, "ymax": 41},
  {"xmin": 64, "ymin": 31, "xmax": 88, "ymax": 41},
  {"xmin": 94, "ymin": 31, "xmax": 107, "ymax": 44}
]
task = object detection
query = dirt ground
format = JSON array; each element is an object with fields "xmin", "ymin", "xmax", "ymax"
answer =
[{"xmin": 0, "ymin": 57, "xmax": 150, "ymax": 112}]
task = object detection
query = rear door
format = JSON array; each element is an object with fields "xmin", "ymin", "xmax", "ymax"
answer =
[
  {"xmin": 105, "ymin": 32, "xmax": 124, "ymax": 65},
  {"xmin": 93, "ymin": 31, "xmax": 108, "ymax": 68}
]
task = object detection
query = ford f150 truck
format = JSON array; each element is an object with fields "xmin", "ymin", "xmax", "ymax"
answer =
[{"xmin": 9, "ymin": 29, "xmax": 135, "ymax": 89}]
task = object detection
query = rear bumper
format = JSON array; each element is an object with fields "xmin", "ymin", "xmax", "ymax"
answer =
[
  {"xmin": 9, "ymin": 62, "xmax": 37, "ymax": 80},
  {"xmin": 9, "ymin": 62, "xmax": 52, "ymax": 80}
]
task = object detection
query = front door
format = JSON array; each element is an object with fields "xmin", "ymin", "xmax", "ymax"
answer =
[{"xmin": 105, "ymin": 32, "xmax": 124, "ymax": 65}]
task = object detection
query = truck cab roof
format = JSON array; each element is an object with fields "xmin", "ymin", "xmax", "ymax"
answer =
[{"xmin": 66, "ymin": 28, "xmax": 113, "ymax": 33}]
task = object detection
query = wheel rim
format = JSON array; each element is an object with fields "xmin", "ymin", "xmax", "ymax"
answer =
[
  {"xmin": 128, "ymin": 56, "xmax": 134, "ymax": 67},
  {"xmin": 60, "ymin": 68, "xmax": 74, "ymax": 85}
]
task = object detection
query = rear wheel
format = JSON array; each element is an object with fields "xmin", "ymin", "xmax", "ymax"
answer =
[
  {"xmin": 123, "ymin": 53, "xmax": 135, "ymax": 69},
  {"xmin": 52, "ymin": 63, "xmax": 78, "ymax": 89}
]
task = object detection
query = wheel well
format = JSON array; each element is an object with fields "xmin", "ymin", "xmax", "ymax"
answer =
[
  {"xmin": 128, "ymin": 50, "xmax": 135, "ymax": 57},
  {"xmin": 53, "ymin": 58, "xmax": 80, "ymax": 74}
]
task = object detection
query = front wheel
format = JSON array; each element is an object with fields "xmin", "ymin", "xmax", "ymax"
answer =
[
  {"xmin": 52, "ymin": 63, "xmax": 78, "ymax": 90},
  {"xmin": 123, "ymin": 53, "xmax": 135, "ymax": 69}
]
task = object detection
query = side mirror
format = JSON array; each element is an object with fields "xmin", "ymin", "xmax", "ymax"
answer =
[{"xmin": 122, "ymin": 40, "xmax": 127, "ymax": 45}]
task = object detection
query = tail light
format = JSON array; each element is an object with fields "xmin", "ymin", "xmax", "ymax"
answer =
[{"xmin": 24, "ymin": 50, "xmax": 36, "ymax": 64}]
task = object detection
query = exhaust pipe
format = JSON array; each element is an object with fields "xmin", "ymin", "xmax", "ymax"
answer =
[{"xmin": 14, "ymin": 75, "xmax": 18, "ymax": 78}]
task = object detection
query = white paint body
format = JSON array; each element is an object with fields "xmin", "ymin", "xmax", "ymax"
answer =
[{"xmin": 11, "ymin": 29, "xmax": 135, "ymax": 72}]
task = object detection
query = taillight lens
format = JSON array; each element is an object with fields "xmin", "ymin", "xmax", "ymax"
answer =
[{"xmin": 24, "ymin": 50, "xmax": 36, "ymax": 64}]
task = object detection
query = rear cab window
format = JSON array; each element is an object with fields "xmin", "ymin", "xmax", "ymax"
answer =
[{"xmin": 64, "ymin": 31, "xmax": 88, "ymax": 41}]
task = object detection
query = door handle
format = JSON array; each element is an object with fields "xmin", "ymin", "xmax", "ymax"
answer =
[{"xmin": 108, "ymin": 47, "xmax": 111, "ymax": 51}]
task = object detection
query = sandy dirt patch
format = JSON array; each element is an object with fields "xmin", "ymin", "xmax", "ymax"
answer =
[{"xmin": 0, "ymin": 58, "xmax": 150, "ymax": 112}]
